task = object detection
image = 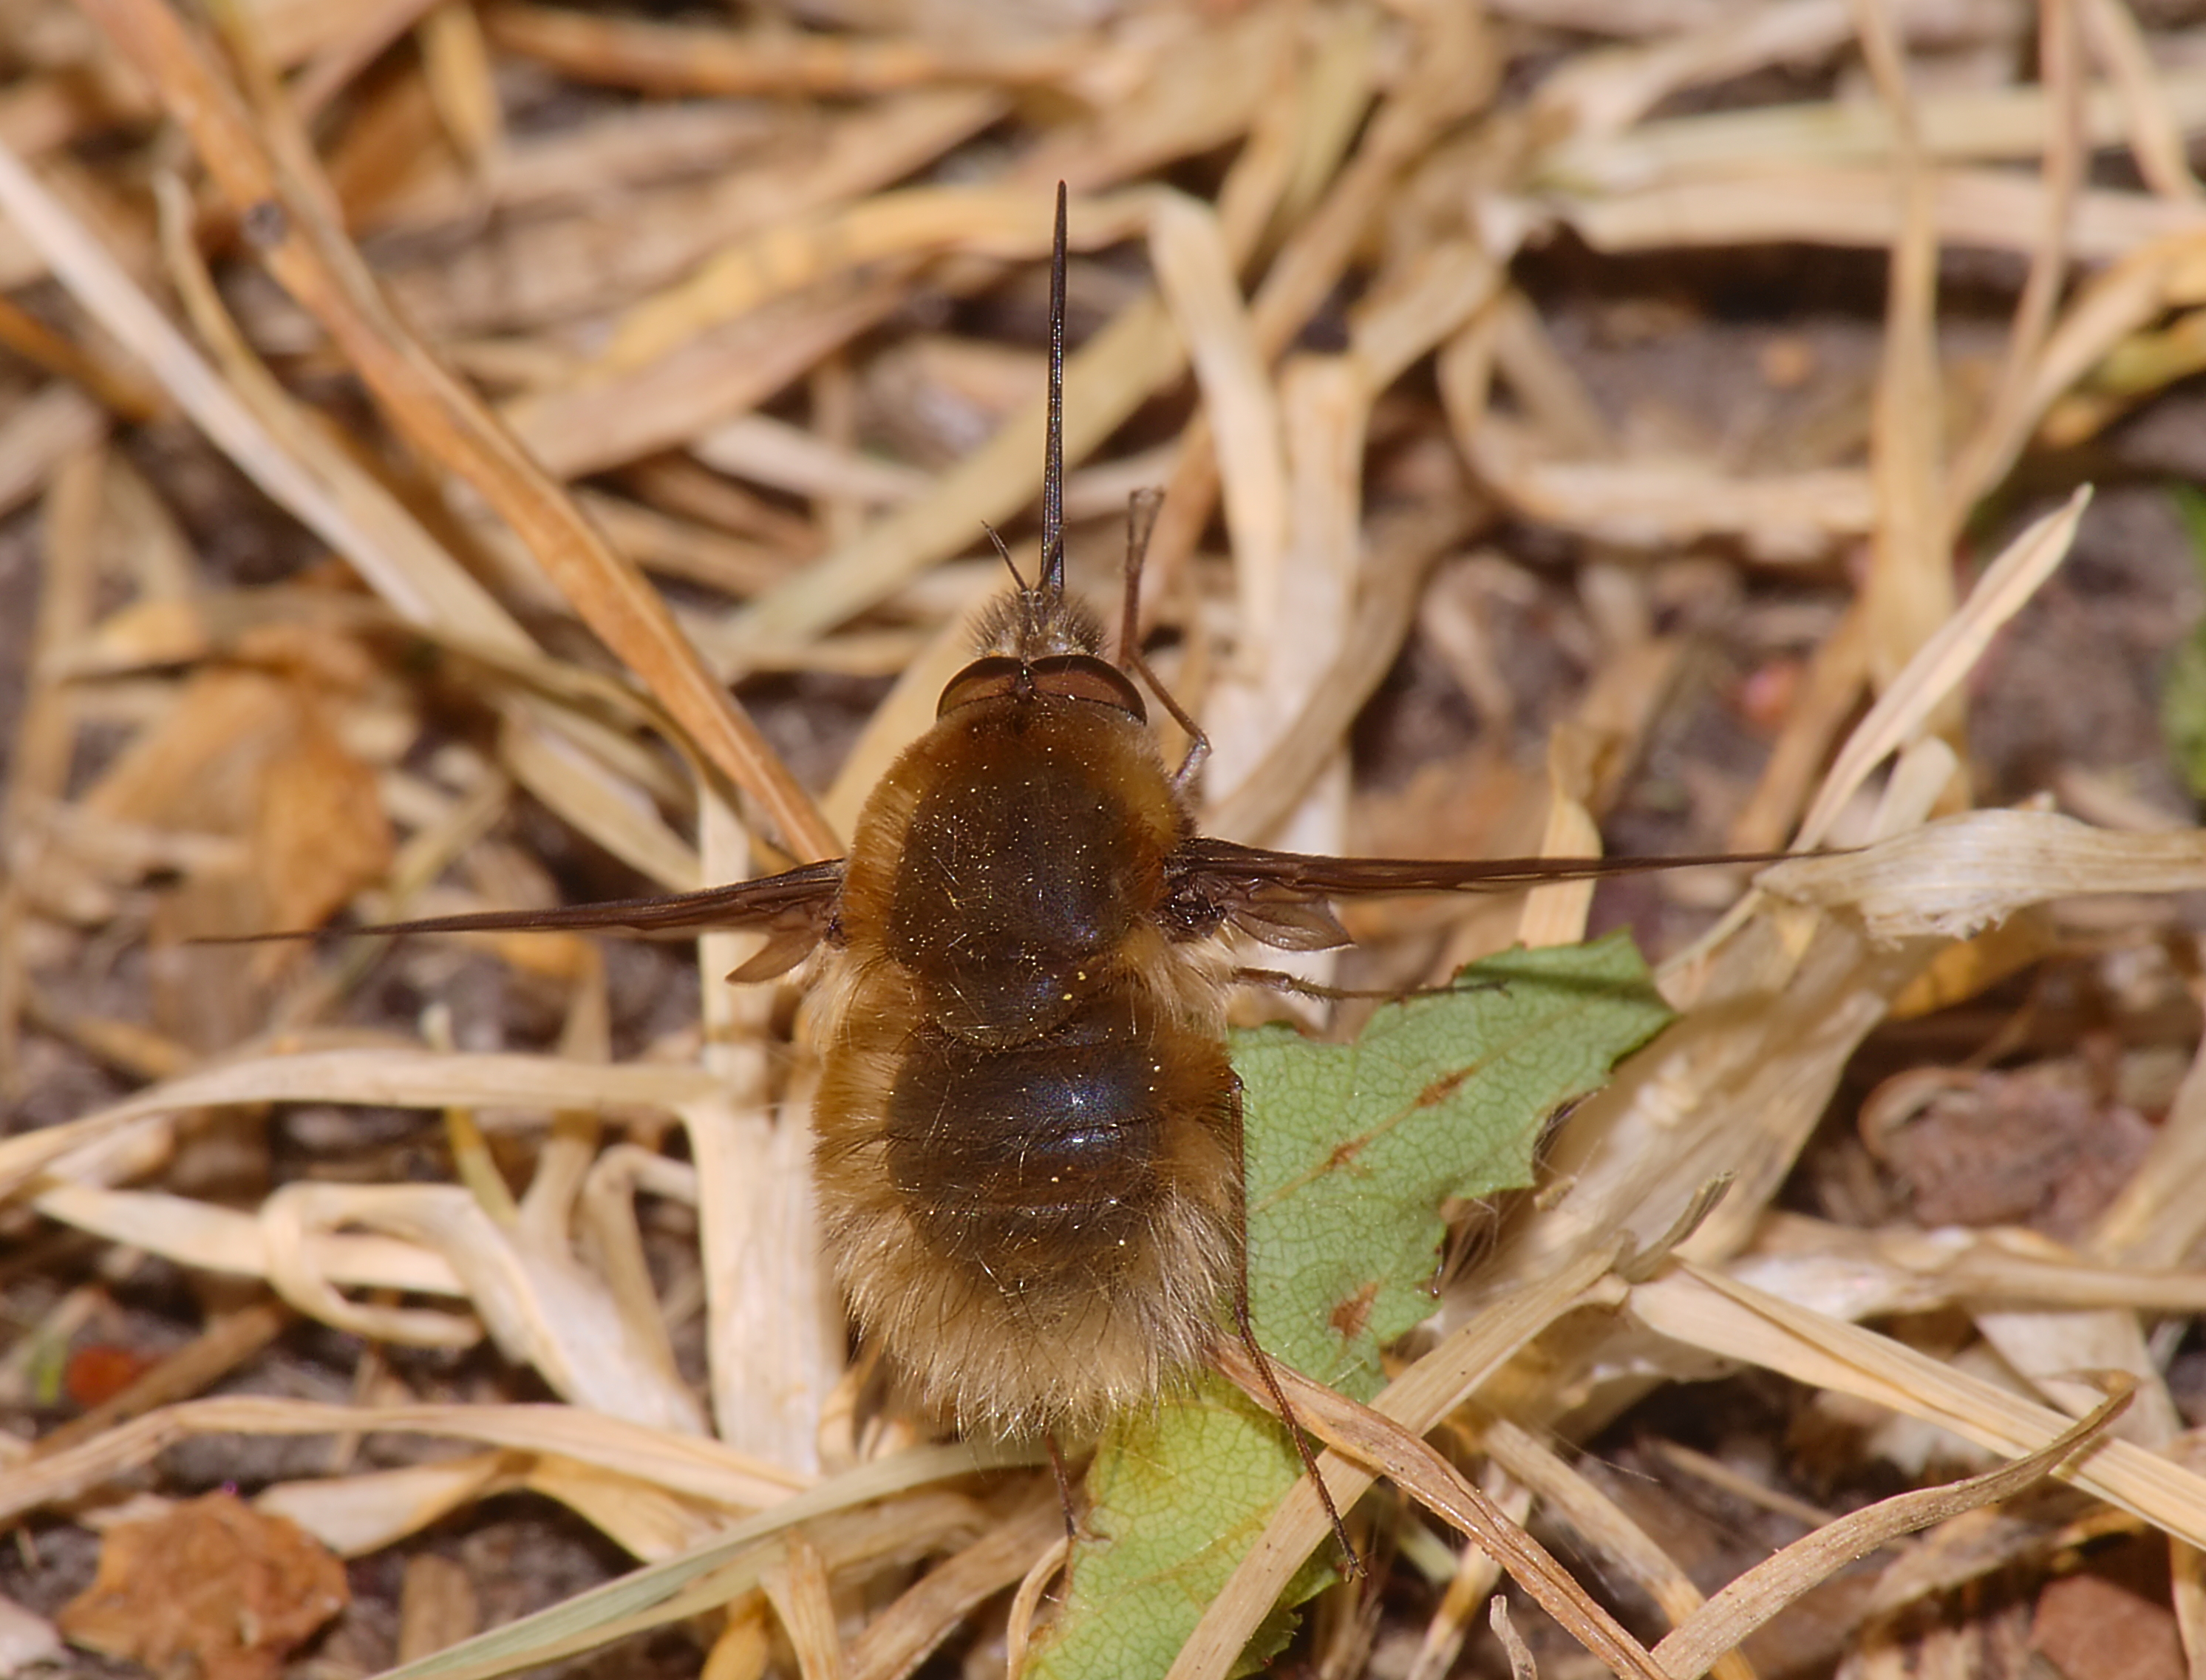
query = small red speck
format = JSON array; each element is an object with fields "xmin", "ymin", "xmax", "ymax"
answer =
[
  {"xmin": 65, "ymin": 1344, "xmax": 153, "ymax": 1409},
  {"xmin": 1734, "ymin": 658, "xmax": 1803, "ymax": 738}
]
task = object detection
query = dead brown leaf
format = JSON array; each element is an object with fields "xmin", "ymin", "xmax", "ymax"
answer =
[{"xmin": 58, "ymin": 1492, "xmax": 350, "ymax": 1680}]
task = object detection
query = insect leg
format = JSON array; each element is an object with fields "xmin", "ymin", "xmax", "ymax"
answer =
[
  {"xmin": 1233, "ymin": 967, "xmax": 1508, "ymax": 1003},
  {"xmin": 1044, "ymin": 1432, "xmax": 1080, "ymax": 1548},
  {"xmin": 1114, "ymin": 487, "xmax": 1211, "ymax": 792},
  {"xmin": 1113, "ymin": 487, "xmax": 1161, "ymax": 670},
  {"xmin": 1230, "ymin": 1293, "xmax": 1364, "ymax": 1579},
  {"xmin": 1223, "ymin": 1076, "xmax": 1364, "ymax": 1578}
]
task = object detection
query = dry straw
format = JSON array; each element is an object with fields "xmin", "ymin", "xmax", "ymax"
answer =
[{"xmin": 7, "ymin": 0, "xmax": 2206, "ymax": 1676}]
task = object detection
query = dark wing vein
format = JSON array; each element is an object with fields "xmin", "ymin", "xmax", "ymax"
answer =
[
  {"xmin": 1164, "ymin": 838, "xmax": 1791, "ymax": 948},
  {"xmin": 205, "ymin": 858, "xmax": 847, "ymax": 943}
]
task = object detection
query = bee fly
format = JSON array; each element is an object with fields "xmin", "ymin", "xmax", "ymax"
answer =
[{"xmin": 240, "ymin": 186, "xmax": 1785, "ymax": 1561}]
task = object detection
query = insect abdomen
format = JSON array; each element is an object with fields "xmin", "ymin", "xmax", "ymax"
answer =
[
  {"xmin": 817, "ymin": 991, "xmax": 1239, "ymax": 1435},
  {"xmin": 884, "ymin": 994, "xmax": 1182, "ymax": 1263}
]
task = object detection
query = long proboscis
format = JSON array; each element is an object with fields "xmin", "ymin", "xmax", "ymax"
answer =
[{"xmin": 1038, "ymin": 180, "xmax": 1068, "ymax": 599}]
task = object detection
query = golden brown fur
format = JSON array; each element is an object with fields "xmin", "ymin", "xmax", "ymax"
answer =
[{"xmin": 809, "ymin": 676, "xmax": 1242, "ymax": 1438}]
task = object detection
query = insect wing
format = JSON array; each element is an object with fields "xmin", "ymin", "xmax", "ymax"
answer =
[
  {"xmin": 213, "ymin": 858, "xmax": 846, "ymax": 981},
  {"xmin": 1165, "ymin": 837, "xmax": 1788, "ymax": 951}
]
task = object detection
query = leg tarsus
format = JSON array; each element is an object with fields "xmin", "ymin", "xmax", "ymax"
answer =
[
  {"xmin": 1235, "ymin": 967, "xmax": 1509, "ymax": 1003},
  {"xmin": 1044, "ymin": 1432, "xmax": 1080, "ymax": 1549},
  {"xmin": 1233, "ymin": 1297, "xmax": 1364, "ymax": 1579}
]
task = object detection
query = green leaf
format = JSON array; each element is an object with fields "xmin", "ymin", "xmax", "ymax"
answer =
[
  {"xmin": 1027, "ymin": 934, "xmax": 1671, "ymax": 1680},
  {"xmin": 2162, "ymin": 636, "xmax": 2206, "ymax": 800},
  {"xmin": 2164, "ymin": 486, "xmax": 2206, "ymax": 799},
  {"xmin": 2171, "ymin": 483, "xmax": 2206, "ymax": 579}
]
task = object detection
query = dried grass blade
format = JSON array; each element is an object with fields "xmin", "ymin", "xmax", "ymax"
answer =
[
  {"xmin": 0, "ymin": 144, "xmax": 463, "ymax": 628},
  {"xmin": 1533, "ymin": 0, "xmax": 1860, "ymax": 141},
  {"xmin": 1727, "ymin": 602, "xmax": 1870, "ymax": 851},
  {"xmin": 289, "ymin": 0, "xmax": 443, "ymax": 116},
  {"xmin": 1141, "ymin": 0, "xmax": 1497, "ymax": 602},
  {"xmin": 599, "ymin": 186, "xmax": 1154, "ymax": 376},
  {"xmin": 259, "ymin": 1454, "xmax": 514, "ymax": 1559},
  {"xmin": 1944, "ymin": 0, "xmax": 2085, "ymax": 520},
  {"xmin": 1797, "ymin": 487, "xmax": 2087, "ymax": 847},
  {"xmin": 1460, "ymin": 438, "xmax": 1876, "ymax": 558},
  {"xmin": 1350, "ymin": 237, "xmax": 1506, "ymax": 395},
  {"xmin": 261, "ymin": 1180, "xmax": 708, "ymax": 1432},
  {"xmin": 1165, "ymin": 1244, "xmax": 1626, "ymax": 1680},
  {"xmin": 577, "ymin": 1143, "xmax": 696, "ymax": 1397},
  {"xmin": 843, "ymin": 1497, "xmax": 1062, "ymax": 1680},
  {"xmin": 2080, "ymin": 0, "xmax": 2204, "ymax": 201},
  {"xmin": 2089, "ymin": 1022, "xmax": 2206, "ymax": 1268},
  {"xmin": 33, "ymin": 1182, "xmax": 463, "ymax": 1299},
  {"xmin": 1760, "ymin": 809, "xmax": 2206, "ymax": 941},
  {"xmin": 483, "ymin": 3, "xmax": 1081, "ymax": 96},
  {"xmin": 1653, "ymin": 1390, "xmax": 2129, "ymax": 1677},
  {"xmin": 148, "ymin": 169, "xmax": 533, "ymax": 654},
  {"xmin": 0, "ymin": 289, "xmax": 155, "ymax": 417},
  {"xmin": 375, "ymin": 1443, "xmax": 1033, "ymax": 1680},
  {"xmin": 1204, "ymin": 502, "xmax": 1474, "ymax": 841},
  {"xmin": 0, "ymin": 1049, "xmax": 720, "ymax": 1202},
  {"xmin": 683, "ymin": 1087, "xmax": 845, "ymax": 1469},
  {"xmin": 497, "ymin": 714, "xmax": 701, "ymax": 891},
  {"xmin": 418, "ymin": 2, "xmax": 503, "ymax": 179},
  {"xmin": 0, "ymin": 380, "xmax": 106, "ymax": 521},
  {"xmin": 5, "ymin": 1396, "xmax": 809, "ymax": 1526},
  {"xmin": 74, "ymin": 0, "xmax": 837, "ymax": 863},
  {"xmin": 1633, "ymin": 1263, "xmax": 2206, "ymax": 1547},
  {"xmin": 1149, "ymin": 190, "xmax": 1289, "ymax": 648},
  {"xmin": 0, "ymin": 443, "xmax": 104, "ymax": 1092},
  {"xmin": 730, "ymin": 291, "xmax": 1186, "ymax": 653},
  {"xmin": 1540, "ymin": 65, "xmax": 2206, "ymax": 188},
  {"xmin": 1477, "ymin": 1416, "xmax": 1753, "ymax": 1680},
  {"xmin": 1555, "ymin": 169, "xmax": 2206, "ymax": 263},
  {"xmin": 508, "ymin": 280, "xmax": 912, "ymax": 481},
  {"xmin": 692, "ymin": 412, "xmax": 932, "ymax": 509},
  {"xmin": 1213, "ymin": 1341, "xmax": 1667, "ymax": 1680},
  {"xmin": 1853, "ymin": 0, "xmax": 1955, "ymax": 703},
  {"xmin": 762, "ymin": 1534, "xmax": 844, "ymax": 1680}
]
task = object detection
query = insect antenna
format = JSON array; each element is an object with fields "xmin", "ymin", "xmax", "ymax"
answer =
[{"xmin": 981, "ymin": 522, "xmax": 1027, "ymax": 591}]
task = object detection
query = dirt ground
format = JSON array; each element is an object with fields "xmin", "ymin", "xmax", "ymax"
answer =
[{"xmin": 8, "ymin": 1, "xmax": 2206, "ymax": 1677}]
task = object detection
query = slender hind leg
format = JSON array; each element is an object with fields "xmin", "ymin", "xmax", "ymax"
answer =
[
  {"xmin": 1044, "ymin": 1432, "xmax": 1080, "ymax": 1548},
  {"xmin": 1221, "ymin": 1078, "xmax": 1364, "ymax": 1577}
]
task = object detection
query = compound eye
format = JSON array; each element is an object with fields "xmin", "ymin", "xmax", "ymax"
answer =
[
  {"xmin": 1030, "ymin": 656, "xmax": 1147, "ymax": 721},
  {"xmin": 936, "ymin": 656, "xmax": 1025, "ymax": 717}
]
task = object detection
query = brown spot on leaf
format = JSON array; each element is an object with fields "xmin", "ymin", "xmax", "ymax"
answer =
[
  {"xmin": 1416, "ymin": 1068, "xmax": 1468, "ymax": 1107},
  {"xmin": 1329, "ymin": 1281, "xmax": 1380, "ymax": 1341},
  {"xmin": 1325, "ymin": 1134, "xmax": 1370, "ymax": 1171}
]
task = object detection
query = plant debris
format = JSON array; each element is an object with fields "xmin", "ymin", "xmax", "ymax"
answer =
[
  {"xmin": 7, "ymin": 1, "xmax": 2206, "ymax": 1677},
  {"xmin": 55, "ymin": 1493, "xmax": 348, "ymax": 1680}
]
